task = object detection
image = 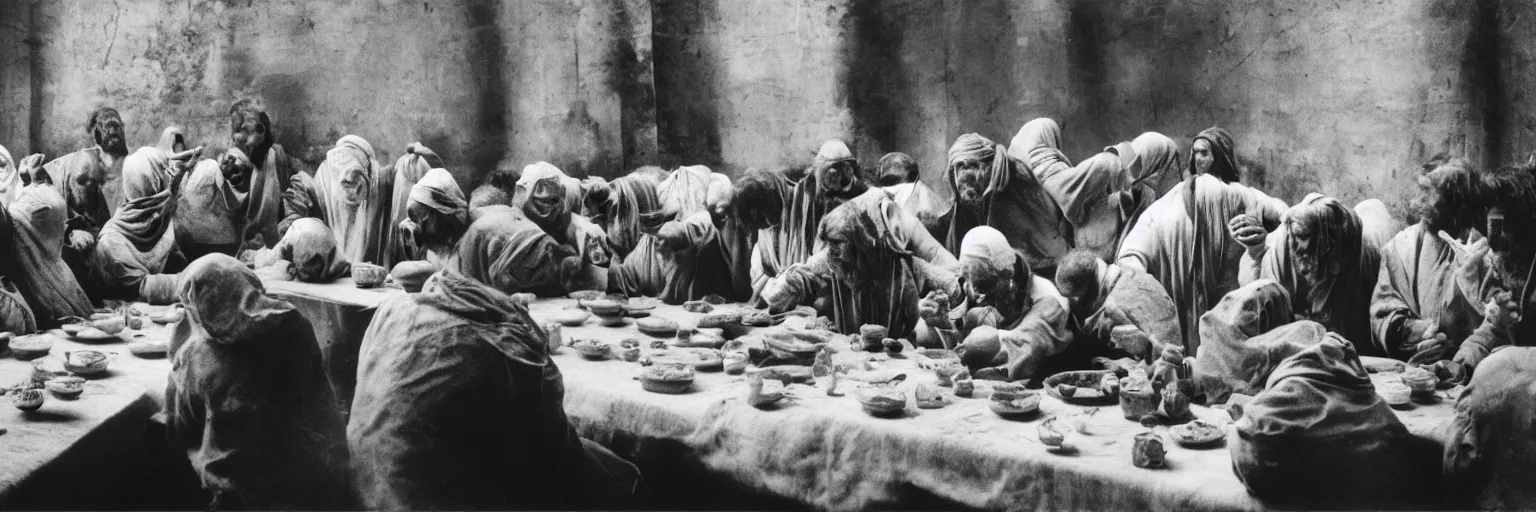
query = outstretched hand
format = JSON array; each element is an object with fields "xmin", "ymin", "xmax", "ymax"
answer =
[{"xmin": 1228, "ymin": 213, "xmax": 1267, "ymax": 250}]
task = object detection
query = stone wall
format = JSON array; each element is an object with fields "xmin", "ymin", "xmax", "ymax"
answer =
[{"xmin": 0, "ymin": 0, "xmax": 1523, "ymax": 217}]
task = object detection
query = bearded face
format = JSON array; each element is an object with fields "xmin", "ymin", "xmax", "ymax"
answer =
[
  {"xmin": 339, "ymin": 167, "xmax": 369, "ymax": 206},
  {"xmin": 953, "ymin": 158, "xmax": 989, "ymax": 208},
  {"xmin": 825, "ymin": 232, "xmax": 863, "ymax": 282},
  {"xmin": 231, "ymin": 114, "xmax": 273, "ymax": 165},
  {"xmin": 92, "ymin": 111, "xmax": 128, "ymax": 155},
  {"xmin": 1287, "ymin": 221, "xmax": 1335, "ymax": 285}
]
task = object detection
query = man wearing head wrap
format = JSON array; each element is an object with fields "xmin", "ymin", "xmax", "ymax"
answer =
[
  {"xmin": 1237, "ymin": 194, "xmax": 1384, "ymax": 354},
  {"xmin": 764, "ymin": 193, "xmax": 962, "ymax": 341},
  {"xmin": 280, "ymin": 135, "xmax": 395, "ymax": 265},
  {"xmin": 1185, "ymin": 279, "xmax": 1322, "ymax": 404},
  {"xmin": 1117, "ymin": 166, "xmax": 1288, "ymax": 355},
  {"xmin": 164, "ymin": 254, "xmax": 352, "ymax": 510},
  {"xmin": 1425, "ymin": 164, "xmax": 1536, "ymax": 383},
  {"xmin": 349, "ymin": 266, "xmax": 641, "ymax": 510},
  {"xmin": 1027, "ymin": 122, "xmax": 1179, "ymax": 261},
  {"xmin": 943, "ymin": 132, "xmax": 1073, "ymax": 278},
  {"xmin": 877, "ymin": 152, "xmax": 948, "ymax": 237},
  {"xmin": 608, "ymin": 165, "xmax": 736, "ymax": 303},
  {"xmin": 591, "ymin": 172, "xmax": 663, "ymax": 260},
  {"xmin": 1444, "ymin": 347, "xmax": 1536, "ymax": 509},
  {"xmin": 6, "ymin": 154, "xmax": 93, "ymax": 327},
  {"xmin": 386, "ymin": 142, "xmax": 444, "ymax": 267},
  {"xmin": 513, "ymin": 161, "xmax": 586, "ymax": 214},
  {"xmin": 1370, "ymin": 159, "xmax": 1484, "ymax": 361},
  {"xmin": 86, "ymin": 146, "xmax": 201, "ymax": 304},
  {"xmin": 44, "ymin": 108, "xmax": 126, "ymax": 285},
  {"xmin": 1053, "ymin": 248, "xmax": 1183, "ymax": 359},
  {"xmin": 453, "ymin": 205, "xmax": 585, "ymax": 297},
  {"xmin": 1188, "ymin": 127, "xmax": 1239, "ymax": 184},
  {"xmin": 907, "ymin": 226, "xmax": 1070, "ymax": 382},
  {"xmin": 157, "ymin": 126, "xmax": 187, "ymax": 154},
  {"xmin": 780, "ymin": 140, "xmax": 875, "ymax": 267},
  {"xmin": 397, "ymin": 167, "xmax": 469, "ymax": 267}
]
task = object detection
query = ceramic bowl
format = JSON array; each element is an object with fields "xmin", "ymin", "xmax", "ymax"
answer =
[
  {"xmin": 640, "ymin": 364, "xmax": 695, "ymax": 394},
  {"xmin": 10, "ymin": 334, "xmax": 56, "ymax": 360},
  {"xmin": 551, "ymin": 309, "xmax": 592, "ymax": 327},
  {"xmin": 1038, "ymin": 417, "xmax": 1069, "ymax": 447},
  {"xmin": 45, "ymin": 376, "xmax": 86, "ymax": 398},
  {"xmin": 568, "ymin": 290, "xmax": 607, "ymax": 301},
  {"xmin": 581, "ymin": 299, "xmax": 627, "ymax": 317},
  {"xmin": 31, "ymin": 357, "xmax": 70, "ymax": 384},
  {"xmin": 572, "ymin": 340, "xmax": 611, "ymax": 360},
  {"xmin": 856, "ymin": 388, "xmax": 908, "ymax": 417},
  {"xmin": 682, "ymin": 300, "xmax": 713, "ymax": 313},
  {"xmin": 1401, "ymin": 368, "xmax": 1438, "ymax": 396},
  {"xmin": 390, "ymin": 261, "xmax": 437, "ymax": 292},
  {"xmin": 14, "ymin": 388, "xmax": 44, "ymax": 411},
  {"xmin": 914, "ymin": 384, "xmax": 950, "ymax": 409},
  {"xmin": 990, "ymin": 391, "xmax": 1042, "ymax": 419},
  {"xmin": 636, "ymin": 317, "xmax": 680, "ymax": 337},
  {"xmin": 352, "ymin": 263, "xmax": 388, "ymax": 288},
  {"xmin": 1170, "ymin": 419, "xmax": 1227, "ymax": 447},
  {"xmin": 64, "ymin": 350, "xmax": 109, "ymax": 376},
  {"xmin": 625, "ymin": 297, "xmax": 661, "ymax": 318},
  {"xmin": 1043, "ymin": 370, "xmax": 1117, "ymax": 404},
  {"xmin": 723, "ymin": 351, "xmax": 749, "ymax": 375}
]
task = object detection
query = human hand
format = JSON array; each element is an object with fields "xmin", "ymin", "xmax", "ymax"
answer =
[
  {"xmin": 762, "ymin": 278, "xmax": 794, "ymax": 312},
  {"xmin": 170, "ymin": 146, "xmax": 203, "ymax": 176},
  {"xmin": 17, "ymin": 154, "xmax": 44, "ymax": 185},
  {"xmin": 1110, "ymin": 325, "xmax": 1153, "ymax": 358},
  {"xmin": 1484, "ymin": 290, "xmax": 1521, "ymax": 334},
  {"xmin": 918, "ymin": 290, "xmax": 951, "ymax": 326},
  {"xmin": 1228, "ymin": 214, "xmax": 1267, "ymax": 251},
  {"xmin": 67, "ymin": 230, "xmax": 95, "ymax": 252}
]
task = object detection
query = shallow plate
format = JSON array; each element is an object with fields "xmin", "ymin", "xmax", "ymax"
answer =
[
  {"xmin": 71, "ymin": 328, "xmax": 121, "ymax": 343},
  {"xmin": 128, "ymin": 341, "xmax": 169, "ymax": 357},
  {"xmin": 1043, "ymin": 370, "xmax": 1117, "ymax": 404},
  {"xmin": 1170, "ymin": 420, "xmax": 1227, "ymax": 446}
]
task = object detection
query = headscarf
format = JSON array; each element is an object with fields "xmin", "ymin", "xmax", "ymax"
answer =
[
  {"xmin": 781, "ymin": 139, "xmax": 870, "ymax": 267},
  {"xmin": 6, "ymin": 182, "xmax": 93, "ymax": 325},
  {"xmin": 1190, "ymin": 127, "xmax": 1238, "ymax": 183},
  {"xmin": 455, "ymin": 207, "xmax": 575, "ymax": 296},
  {"xmin": 42, "ymin": 148, "xmax": 112, "ymax": 237},
  {"xmin": 1189, "ymin": 280, "xmax": 1319, "ymax": 404},
  {"xmin": 656, "ymin": 165, "xmax": 732, "ymax": 219},
  {"xmin": 157, "ymin": 126, "xmax": 186, "ymax": 153},
  {"xmin": 513, "ymin": 162, "xmax": 583, "ymax": 214},
  {"xmin": 1008, "ymin": 118, "xmax": 1068, "ymax": 171},
  {"xmin": 601, "ymin": 174, "xmax": 662, "ymax": 259},
  {"xmin": 521, "ymin": 166, "xmax": 575, "ymax": 235},
  {"xmin": 105, "ymin": 147, "xmax": 181, "ymax": 253},
  {"xmin": 1127, "ymin": 132, "xmax": 1179, "ymax": 189},
  {"xmin": 313, "ymin": 135, "xmax": 393, "ymax": 264},
  {"xmin": 387, "ymin": 144, "xmax": 443, "ymax": 268},
  {"xmin": 275, "ymin": 218, "xmax": 352, "ymax": 283},
  {"xmin": 813, "ymin": 193, "xmax": 923, "ymax": 336},
  {"xmin": 409, "ymin": 168, "xmax": 468, "ymax": 225},
  {"xmin": 1445, "ymin": 347, "xmax": 1536, "ymax": 509},
  {"xmin": 943, "ymin": 133, "xmax": 1072, "ymax": 274},
  {"xmin": 958, "ymin": 225, "xmax": 1034, "ymax": 313},
  {"xmin": 177, "ymin": 253, "xmax": 299, "ymax": 345},
  {"xmin": 0, "ymin": 144, "xmax": 19, "ymax": 206}
]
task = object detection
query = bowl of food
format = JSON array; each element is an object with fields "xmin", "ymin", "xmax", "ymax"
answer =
[
  {"xmin": 636, "ymin": 317, "xmax": 680, "ymax": 337},
  {"xmin": 571, "ymin": 339, "xmax": 611, "ymax": 361},
  {"xmin": 581, "ymin": 299, "xmax": 627, "ymax": 317},
  {"xmin": 14, "ymin": 388, "xmax": 44, "ymax": 411},
  {"xmin": 697, "ymin": 312, "xmax": 742, "ymax": 329},
  {"xmin": 551, "ymin": 309, "xmax": 591, "ymax": 327},
  {"xmin": 625, "ymin": 297, "xmax": 661, "ymax": 318},
  {"xmin": 764, "ymin": 332, "xmax": 822, "ymax": 360},
  {"xmin": 1044, "ymin": 370, "xmax": 1118, "ymax": 404},
  {"xmin": 855, "ymin": 387, "xmax": 908, "ymax": 418},
  {"xmin": 1401, "ymin": 367, "xmax": 1438, "ymax": 398},
  {"xmin": 989, "ymin": 390, "xmax": 1042, "ymax": 419},
  {"xmin": 1378, "ymin": 381, "xmax": 1412, "ymax": 407},
  {"xmin": 64, "ymin": 350, "xmax": 110, "ymax": 376},
  {"xmin": 1170, "ymin": 419, "xmax": 1227, "ymax": 447},
  {"xmin": 31, "ymin": 357, "xmax": 70, "ymax": 384},
  {"xmin": 914, "ymin": 384, "xmax": 950, "ymax": 409},
  {"xmin": 45, "ymin": 376, "xmax": 86, "ymax": 399},
  {"xmin": 568, "ymin": 290, "xmax": 607, "ymax": 301},
  {"xmin": 10, "ymin": 334, "xmax": 56, "ymax": 360},
  {"xmin": 724, "ymin": 351, "xmax": 750, "ymax": 375},
  {"xmin": 640, "ymin": 364, "xmax": 696, "ymax": 394},
  {"xmin": 1118, "ymin": 371, "xmax": 1160, "ymax": 420},
  {"xmin": 351, "ymin": 263, "xmax": 388, "ymax": 288}
]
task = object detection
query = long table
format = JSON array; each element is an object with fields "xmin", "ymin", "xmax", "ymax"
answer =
[
  {"xmin": 0, "ymin": 306, "xmax": 179, "ymax": 509},
  {"xmin": 256, "ymin": 280, "xmax": 1462, "ymax": 511}
]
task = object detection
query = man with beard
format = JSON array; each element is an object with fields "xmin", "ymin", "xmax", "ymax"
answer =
[
  {"xmin": 780, "ymin": 140, "xmax": 875, "ymax": 267},
  {"xmin": 763, "ymin": 193, "xmax": 961, "ymax": 341},
  {"xmin": 1419, "ymin": 164, "xmax": 1535, "ymax": 383},
  {"xmin": 1053, "ymin": 248, "xmax": 1183, "ymax": 359},
  {"xmin": 1370, "ymin": 159, "xmax": 1484, "ymax": 361},
  {"xmin": 1236, "ymin": 194, "xmax": 1384, "ymax": 355},
  {"xmin": 227, "ymin": 99, "xmax": 296, "ymax": 250},
  {"xmin": 908, "ymin": 226, "xmax": 1072, "ymax": 382},
  {"xmin": 941, "ymin": 133, "xmax": 1073, "ymax": 278},
  {"xmin": 43, "ymin": 107, "xmax": 125, "ymax": 285},
  {"xmin": 876, "ymin": 152, "xmax": 947, "ymax": 238}
]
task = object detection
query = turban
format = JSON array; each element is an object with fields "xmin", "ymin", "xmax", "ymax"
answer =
[
  {"xmin": 409, "ymin": 168, "xmax": 468, "ymax": 226},
  {"xmin": 959, "ymin": 226, "xmax": 1015, "ymax": 271},
  {"xmin": 1191, "ymin": 127, "xmax": 1239, "ymax": 183},
  {"xmin": 948, "ymin": 133, "xmax": 998, "ymax": 169}
]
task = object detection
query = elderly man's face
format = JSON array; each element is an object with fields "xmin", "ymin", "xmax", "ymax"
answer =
[
  {"xmin": 72, "ymin": 166, "xmax": 105, "ymax": 203},
  {"xmin": 1287, "ymin": 220, "xmax": 1333, "ymax": 284},
  {"xmin": 954, "ymin": 157, "xmax": 989, "ymax": 206},
  {"xmin": 94, "ymin": 113, "xmax": 128, "ymax": 155},
  {"xmin": 962, "ymin": 262, "xmax": 1013, "ymax": 309},
  {"xmin": 339, "ymin": 167, "xmax": 368, "ymax": 206},
  {"xmin": 219, "ymin": 148, "xmax": 255, "ymax": 193},
  {"xmin": 1191, "ymin": 139, "xmax": 1214, "ymax": 177},
  {"xmin": 820, "ymin": 161, "xmax": 858, "ymax": 195},
  {"xmin": 231, "ymin": 116, "xmax": 269, "ymax": 160},
  {"xmin": 825, "ymin": 232, "xmax": 859, "ymax": 279}
]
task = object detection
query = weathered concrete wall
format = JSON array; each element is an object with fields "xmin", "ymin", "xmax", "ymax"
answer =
[
  {"xmin": 12, "ymin": 0, "xmax": 653, "ymax": 192},
  {"xmin": 0, "ymin": 0, "xmax": 1518, "ymax": 219}
]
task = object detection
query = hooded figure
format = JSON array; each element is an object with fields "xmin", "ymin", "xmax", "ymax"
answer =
[
  {"xmin": 780, "ymin": 140, "xmax": 875, "ymax": 269},
  {"xmin": 0, "ymin": 144, "xmax": 21, "ymax": 206},
  {"xmin": 1186, "ymin": 279, "xmax": 1325, "ymax": 404},
  {"xmin": 596, "ymin": 173, "xmax": 663, "ymax": 260},
  {"xmin": 157, "ymin": 126, "xmax": 187, "ymax": 154},
  {"xmin": 654, "ymin": 164, "xmax": 753, "ymax": 300},
  {"xmin": 1189, "ymin": 127, "xmax": 1239, "ymax": 184},
  {"xmin": 349, "ymin": 269, "xmax": 641, "ymax": 510},
  {"xmin": 943, "ymin": 133, "xmax": 1073, "ymax": 277},
  {"xmin": 399, "ymin": 168, "xmax": 469, "ymax": 266},
  {"xmin": 43, "ymin": 143, "xmax": 114, "ymax": 285},
  {"xmin": 1445, "ymin": 347, "xmax": 1536, "ymax": 509},
  {"xmin": 86, "ymin": 147, "xmax": 185, "ymax": 304},
  {"xmin": 736, "ymin": 168, "xmax": 798, "ymax": 306},
  {"xmin": 386, "ymin": 143, "xmax": 444, "ymax": 267},
  {"xmin": 912, "ymin": 226, "xmax": 1072, "ymax": 382},
  {"xmin": 453, "ymin": 206, "xmax": 583, "ymax": 297},
  {"xmin": 520, "ymin": 163, "xmax": 610, "ymax": 291},
  {"xmin": 764, "ymin": 193, "xmax": 961, "ymax": 339},
  {"xmin": 607, "ymin": 167, "xmax": 736, "ymax": 303},
  {"xmin": 1241, "ymin": 194, "xmax": 1382, "ymax": 354},
  {"xmin": 0, "ymin": 159, "xmax": 36, "ymax": 334},
  {"xmin": 164, "ymin": 254, "xmax": 352, "ymax": 510},
  {"xmin": 512, "ymin": 161, "xmax": 585, "ymax": 215},
  {"xmin": 1230, "ymin": 337, "xmax": 1437, "ymax": 508},
  {"xmin": 1117, "ymin": 173, "xmax": 1288, "ymax": 354},
  {"xmin": 282, "ymin": 135, "xmax": 394, "ymax": 265},
  {"xmin": 268, "ymin": 218, "xmax": 352, "ymax": 284},
  {"xmin": 7, "ymin": 168, "xmax": 93, "ymax": 327}
]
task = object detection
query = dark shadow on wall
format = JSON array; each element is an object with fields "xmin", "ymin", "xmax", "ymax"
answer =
[
  {"xmin": 652, "ymin": 0, "xmax": 723, "ymax": 169},
  {"xmin": 466, "ymin": 0, "xmax": 509, "ymax": 186},
  {"xmin": 610, "ymin": 0, "xmax": 659, "ymax": 174},
  {"xmin": 844, "ymin": 0, "xmax": 910, "ymax": 175},
  {"xmin": 1467, "ymin": 0, "xmax": 1505, "ymax": 166}
]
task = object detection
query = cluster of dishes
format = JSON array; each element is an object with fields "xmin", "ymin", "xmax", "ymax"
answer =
[{"xmin": 3, "ymin": 305, "xmax": 183, "ymax": 413}]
